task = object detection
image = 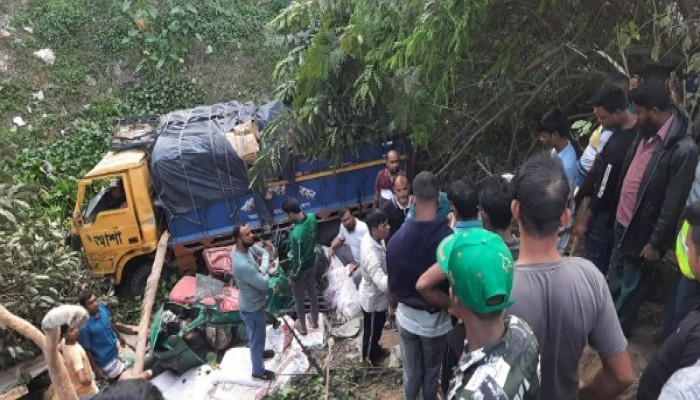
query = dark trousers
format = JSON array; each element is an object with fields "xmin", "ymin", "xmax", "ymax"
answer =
[
  {"xmin": 608, "ymin": 222, "xmax": 652, "ymax": 336},
  {"xmin": 585, "ymin": 211, "xmax": 614, "ymax": 275},
  {"xmin": 441, "ymin": 322, "xmax": 465, "ymax": 395},
  {"xmin": 663, "ymin": 276, "xmax": 700, "ymax": 339},
  {"xmin": 292, "ymin": 265, "xmax": 319, "ymax": 331},
  {"xmin": 362, "ymin": 310, "xmax": 387, "ymax": 361}
]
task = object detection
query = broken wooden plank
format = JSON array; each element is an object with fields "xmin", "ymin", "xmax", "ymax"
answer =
[{"xmin": 0, "ymin": 385, "xmax": 28, "ymax": 400}]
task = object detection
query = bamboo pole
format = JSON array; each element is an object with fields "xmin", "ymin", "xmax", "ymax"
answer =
[{"xmin": 132, "ymin": 231, "xmax": 170, "ymax": 375}]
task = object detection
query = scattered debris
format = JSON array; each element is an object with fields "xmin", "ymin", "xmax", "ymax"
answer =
[
  {"xmin": 32, "ymin": 91, "xmax": 44, "ymax": 101},
  {"xmin": 330, "ymin": 317, "xmax": 361, "ymax": 339},
  {"xmin": 41, "ymin": 161, "xmax": 55, "ymax": 176},
  {"xmin": 12, "ymin": 116, "xmax": 26, "ymax": 127},
  {"xmin": 23, "ymin": 26, "xmax": 33, "ymax": 34},
  {"xmin": 0, "ymin": 54, "xmax": 9, "ymax": 73},
  {"xmin": 84, "ymin": 75, "xmax": 97, "ymax": 86},
  {"xmin": 33, "ymin": 49, "xmax": 55, "ymax": 65},
  {"xmin": 388, "ymin": 344, "xmax": 402, "ymax": 368},
  {"xmin": 0, "ymin": 29, "xmax": 11, "ymax": 39}
]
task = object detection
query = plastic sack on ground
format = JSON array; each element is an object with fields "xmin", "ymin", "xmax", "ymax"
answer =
[{"xmin": 337, "ymin": 276, "xmax": 361, "ymax": 320}]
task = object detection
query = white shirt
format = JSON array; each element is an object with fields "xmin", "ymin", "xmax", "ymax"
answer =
[
  {"xmin": 359, "ymin": 233, "xmax": 390, "ymax": 312},
  {"xmin": 337, "ymin": 220, "xmax": 368, "ymax": 262}
]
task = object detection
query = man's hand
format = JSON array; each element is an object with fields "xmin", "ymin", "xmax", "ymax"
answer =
[
  {"xmin": 348, "ymin": 263, "xmax": 358, "ymax": 274},
  {"xmin": 95, "ymin": 366, "xmax": 106, "ymax": 381},
  {"xmin": 640, "ymin": 244, "xmax": 661, "ymax": 267},
  {"xmin": 573, "ymin": 220, "xmax": 588, "ymax": 239},
  {"xmin": 119, "ymin": 369, "xmax": 153, "ymax": 381},
  {"xmin": 118, "ymin": 335, "xmax": 126, "ymax": 348},
  {"xmin": 289, "ymin": 279, "xmax": 296, "ymax": 289},
  {"xmin": 327, "ymin": 248, "xmax": 335, "ymax": 261}
]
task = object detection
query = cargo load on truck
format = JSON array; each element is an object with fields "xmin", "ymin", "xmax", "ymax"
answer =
[{"xmin": 150, "ymin": 100, "xmax": 284, "ymax": 216}]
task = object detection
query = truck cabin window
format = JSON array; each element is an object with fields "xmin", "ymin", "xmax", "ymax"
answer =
[{"xmin": 82, "ymin": 177, "xmax": 128, "ymax": 222}]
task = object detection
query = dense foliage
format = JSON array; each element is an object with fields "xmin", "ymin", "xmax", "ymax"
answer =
[{"xmin": 265, "ymin": 0, "xmax": 700, "ymax": 182}]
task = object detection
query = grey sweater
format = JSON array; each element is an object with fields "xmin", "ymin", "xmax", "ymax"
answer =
[{"xmin": 232, "ymin": 245, "xmax": 269, "ymax": 312}]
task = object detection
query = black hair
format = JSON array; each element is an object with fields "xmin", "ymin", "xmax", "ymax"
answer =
[
  {"xmin": 602, "ymin": 71, "xmax": 631, "ymax": 92},
  {"xmin": 629, "ymin": 78, "xmax": 671, "ymax": 111},
  {"xmin": 686, "ymin": 201, "xmax": 700, "ymax": 249},
  {"xmin": 514, "ymin": 152, "xmax": 570, "ymax": 237},
  {"xmin": 591, "ymin": 84, "xmax": 628, "ymax": 113},
  {"xmin": 640, "ymin": 62, "xmax": 672, "ymax": 82},
  {"xmin": 447, "ymin": 179, "xmax": 479, "ymax": 220},
  {"xmin": 392, "ymin": 171, "xmax": 409, "ymax": 187},
  {"xmin": 78, "ymin": 290, "xmax": 96, "ymax": 307},
  {"xmin": 232, "ymin": 224, "xmax": 242, "ymax": 240},
  {"xmin": 412, "ymin": 171, "xmax": 439, "ymax": 203},
  {"xmin": 366, "ymin": 209, "xmax": 389, "ymax": 231},
  {"xmin": 478, "ymin": 175, "xmax": 515, "ymax": 230},
  {"xmin": 340, "ymin": 208, "xmax": 353, "ymax": 218},
  {"xmin": 94, "ymin": 380, "xmax": 164, "ymax": 400},
  {"xmin": 282, "ymin": 197, "xmax": 302, "ymax": 214},
  {"xmin": 538, "ymin": 107, "xmax": 570, "ymax": 138}
]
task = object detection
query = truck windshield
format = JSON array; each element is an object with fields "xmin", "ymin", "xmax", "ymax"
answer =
[{"xmin": 82, "ymin": 176, "xmax": 128, "ymax": 222}]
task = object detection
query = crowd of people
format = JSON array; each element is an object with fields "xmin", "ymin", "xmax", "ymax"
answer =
[
  {"xmin": 56, "ymin": 68, "xmax": 700, "ymax": 400},
  {"xmin": 308, "ymin": 70, "xmax": 700, "ymax": 400}
]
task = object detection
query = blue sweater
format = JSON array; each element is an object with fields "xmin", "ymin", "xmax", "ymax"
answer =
[
  {"xmin": 232, "ymin": 245, "xmax": 269, "ymax": 312},
  {"xmin": 386, "ymin": 217, "xmax": 452, "ymax": 311}
]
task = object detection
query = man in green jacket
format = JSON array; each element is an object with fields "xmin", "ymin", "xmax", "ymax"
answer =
[{"xmin": 283, "ymin": 197, "xmax": 319, "ymax": 335}]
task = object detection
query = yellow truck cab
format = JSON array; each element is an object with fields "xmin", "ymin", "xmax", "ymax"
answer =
[{"xmin": 70, "ymin": 150, "xmax": 160, "ymax": 294}]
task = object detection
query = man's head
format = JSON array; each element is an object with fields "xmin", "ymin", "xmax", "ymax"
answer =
[
  {"xmin": 538, "ymin": 107, "xmax": 569, "ymax": 149},
  {"xmin": 592, "ymin": 84, "xmax": 630, "ymax": 129},
  {"xmin": 366, "ymin": 209, "xmax": 390, "ymax": 241},
  {"xmin": 640, "ymin": 62, "xmax": 671, "ymax": 82},
  {"xmin": 478, "ymin": 175, "xmax": 515, "ymax": 232},
  {"xmin": 512, "ymin": 153, "xmax": 570, "ymax": 239},
  {"xmin": 683, "ymin": 202, "xmax": 700, "ymax": 280},
  {"xmin": 386, "ymin": 150, "xmax": 400, "ymax": 174},
  {"xmin": 602, "ymin": 71, "xmax": 632, "ymax": 92},
  {"xmin": 282, "ymin": 197, "xmax": 302, "ymax": 221},
  {"xmin": 438, "ymin": 229, "xmax": 514, "ymax": 320},
  {"xmin": 392, "ymin": 172, "xmax": 410, "ymax": 205},
  {"xmin": 78, "ymin": 290, "xmax": 99, "ymax": 316},
  {"xmin": 94, "ymin": 380, "xmax": 164, "ymax": 400},
  {"xmin": 447, "ymin": 179, "xmax": 479, "ymax": 221},
  {"xmin": 630, "ymin": 78, "xmax": 673, "ymax": 139},
  {"xmin": 62, "ymin": 326, "xmax": 80, "ymax": 344},
  {"xmin": 412, "ymin": 171, "xmax": 440, "ymax": 211},
  {"xmin": 233, "ymin": 224, "xmax": 255, "ymax": 249},
  {"xmin": 340, "ymin": 208, "xmax": 357, "ymax": 232}
]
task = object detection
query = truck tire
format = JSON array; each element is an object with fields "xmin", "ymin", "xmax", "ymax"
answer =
[
  {"xmin": 121, "ymin": 261, "xmax": 152, "ymax": 298},
  {"xmin": 317, "ymin": 220, "xmax": 339, "ymax": 247}
]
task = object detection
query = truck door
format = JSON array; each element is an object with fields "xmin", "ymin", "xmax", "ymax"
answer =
[{"xmin": 74, "ymin": 175, "xmax": 142, "ymax": 275}]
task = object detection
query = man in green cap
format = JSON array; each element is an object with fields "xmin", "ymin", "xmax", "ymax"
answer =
[{"xmin": 438, "ymin": 228, "xmax": 540, "ymax": 399}]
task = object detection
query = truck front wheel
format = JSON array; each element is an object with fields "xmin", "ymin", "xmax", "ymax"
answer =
[{"xmin": 119, "ymin": 260, "xmax": 152, "ymax": 298}]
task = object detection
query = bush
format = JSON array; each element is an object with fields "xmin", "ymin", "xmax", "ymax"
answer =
[
  {"xmin": 0, "ymin": 182, "xmax": 111, "ymax": 369},
  {"xmin": 123, "ymin": 75, "xmax": 205, "ymax": 116}
]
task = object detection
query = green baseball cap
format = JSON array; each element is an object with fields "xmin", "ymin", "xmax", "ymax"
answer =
[{"xmin": 437, "ymin": 229, "xmax": 514, "ymax": 314}]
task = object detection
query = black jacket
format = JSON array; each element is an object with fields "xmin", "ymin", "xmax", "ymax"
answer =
[{"xmin": 613, "ymin": 104, "xmax": 699, "ymax": 257}]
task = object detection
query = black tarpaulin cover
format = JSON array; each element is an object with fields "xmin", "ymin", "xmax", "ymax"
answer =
[{"xmin": 150, "ymin": 100, "xmax": 284, "ymax": 215}]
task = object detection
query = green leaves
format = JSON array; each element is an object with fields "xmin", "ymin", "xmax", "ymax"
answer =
[{"xmin": 0, "ymin": 182, "xmax": 100, "ymax": 369}]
